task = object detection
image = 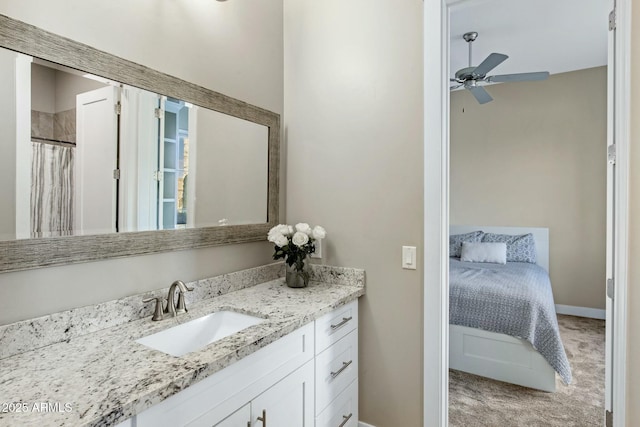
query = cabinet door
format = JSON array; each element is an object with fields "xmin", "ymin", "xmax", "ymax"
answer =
[
  {"xmin": 251, "ymin": 360, "xmax": 314, "ymax": 427},
  {"xmin": 214, "ymin": 403, "xmax": 250, "ymax": 427}
]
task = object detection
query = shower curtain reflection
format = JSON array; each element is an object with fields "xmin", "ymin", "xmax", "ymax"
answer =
[{"xmin": 30, "ymin": 139, "xmax": 74, "ymax": 238}]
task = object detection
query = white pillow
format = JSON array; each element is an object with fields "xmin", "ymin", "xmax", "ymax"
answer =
[{"xmin": 460, "ymin": 242, "xmax": 507, "ymax": 264}]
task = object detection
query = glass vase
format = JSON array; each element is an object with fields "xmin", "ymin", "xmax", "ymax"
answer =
[{"xmin": 285, "ymin": 262, "xmax": 310, "ymax": 288}]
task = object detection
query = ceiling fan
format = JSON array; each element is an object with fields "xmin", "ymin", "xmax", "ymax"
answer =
[{"xmin": 450, "ymin": 31, "xmax": 550, "ymax": 104}]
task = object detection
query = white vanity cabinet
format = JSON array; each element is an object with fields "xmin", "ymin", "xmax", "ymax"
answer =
[
  {"xmin": 314, "ymin": 301, "xmax": 359, "ymax": 427},
  {"xmin": 136, "ymin": 322, "xmax": 314, "ymax": 427},
  {"xmin": 132, "ymin": 301, "xmax": 359, "ymax": 427}
]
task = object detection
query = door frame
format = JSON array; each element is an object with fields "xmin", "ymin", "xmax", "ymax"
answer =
[
  {"xmin": 608, "ymin": 1, "xmax": 631, "ymax": 425},
  {"xmin": 422, "ymin": 0, "xmax": 631, "ymax": 426}
]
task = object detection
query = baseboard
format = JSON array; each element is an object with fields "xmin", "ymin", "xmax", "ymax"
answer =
[
  {"xmin": 359, "ymin": 422, "xmax": 377, "ymax": 427},
  {"xmin": 555, "ymin": 304, "xmax": 606, "ymax": 320}
]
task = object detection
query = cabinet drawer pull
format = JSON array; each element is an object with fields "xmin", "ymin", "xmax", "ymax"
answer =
[
  {"xmin": 330, "ymin": 360, "xmax": 353, "ymax": 379},
  {"xmin": 338, "ymin": 413, "xmax": 353, "ymax": 427},
  {"xmin": 330, "ymin": 316, "xmax": 353, "ymax": 330},
  {"xmin": 257, "ymin": 409, "xmax": 267, "ymax": 426}
]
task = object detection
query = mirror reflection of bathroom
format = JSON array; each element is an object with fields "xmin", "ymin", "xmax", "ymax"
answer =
[
  {"xmin": 30, "ymin": 64, "xmax": 194, "ymax": 236},
  {"xmin": 1, "ymin": 46, "xmax": 269, "ymax": 242},
  {"xmin": 29, "ymin": 56, "xmax": 117, "ymax": 239},
  {"xmin": 28, "ymin": 55, "xmax": 189, "ymax": 238}
]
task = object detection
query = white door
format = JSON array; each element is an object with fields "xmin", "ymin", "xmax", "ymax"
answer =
[
  {"xmin": 119, "ymin": 85, "xmax": 161, "ymax": 232},
  {"xmin": 604, "ymin": 0, "xmax": 615, "ymax": 423},
  {"xmin": 75, "ymin": 86, "xmax": 119, "ymax": 235},
  {"xmin": 251, "ymin": 361, "xmax": 314, "ymax": 427}
]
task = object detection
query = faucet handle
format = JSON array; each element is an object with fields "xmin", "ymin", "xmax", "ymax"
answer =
[
  {"xmin": 176, "ymin": 285, "xmax": 194, "ymax": 314},
  {"xmin": 143, "ymin": 296, "xmax": 166, "ymax": 321}
]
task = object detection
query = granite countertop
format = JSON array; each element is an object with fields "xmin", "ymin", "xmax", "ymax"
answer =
[{"xmin": 0, "ymin": 264, "xmax": 365, "ymax": 427}]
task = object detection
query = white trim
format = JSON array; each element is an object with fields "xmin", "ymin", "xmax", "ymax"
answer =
[
  {"xmin": 358, "ymin": 422, "xmax": 377, "ymax": 427},
  {"xmin": 423, "ymin": 0, "xmax": 449, "ymax": 426},
  {"xmin": 605, "ymin": 0, "xmax": 615, "ymax": 411},
  {"xmin": 612, "ymin": 0, "xmax": 630, "ymax": 425},
  {"xmin": 15, "ymin": 53, "xmax": 32, "ymax": 240},
  {"xmin": 555, "ymin": 304, "xmax": 606, "ymax": 320}
]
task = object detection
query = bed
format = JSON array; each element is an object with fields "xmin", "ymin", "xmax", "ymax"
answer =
[{"xmin": 449, "ymin": 225, "xmax": 571, "ymax": 392}]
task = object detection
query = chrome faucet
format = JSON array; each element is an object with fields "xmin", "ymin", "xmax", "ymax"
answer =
[
  {"xmin": 142, "ymin": 280, "xmax": 194, "ymax": 321},
  {"xmin": 166, "ymin": 280, "xmax": 193, "ymax": 317}
]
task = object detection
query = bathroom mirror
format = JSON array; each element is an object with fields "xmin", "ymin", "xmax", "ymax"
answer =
[{"xmin": 0, "ymin": 14, "xmax": 279, "ymax": 272}]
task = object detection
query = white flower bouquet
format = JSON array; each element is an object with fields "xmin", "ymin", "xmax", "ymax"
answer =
[{"xmin": 268, "ymin": 223, "xmax": 326, "ymax": 287}]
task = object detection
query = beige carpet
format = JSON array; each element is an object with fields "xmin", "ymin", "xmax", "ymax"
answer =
[{"xmin": 449, "ymin": 315, "xmax": 605, "ymax": 427}]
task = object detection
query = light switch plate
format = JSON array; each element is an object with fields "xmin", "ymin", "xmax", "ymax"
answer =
[
  {"xmin": 402, "ymin": 246, "xmax": 417, "ymax": 270},
  {"xmin": 310, "ymin": 238, "xmax": 323, "ymax": 259}
]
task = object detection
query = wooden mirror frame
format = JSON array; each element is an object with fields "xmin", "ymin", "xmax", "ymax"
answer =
[{"xmin": 0, "ymin": 14, "xmax": 279, "ymax": 272}]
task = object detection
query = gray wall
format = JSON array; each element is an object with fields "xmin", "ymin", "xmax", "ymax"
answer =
[
  {"xmin": 31, "ymin": 63, "xmax": 105, "ymax": 114},
  {"xmin": 450, "ymin": 67, "xmax": 607, "ymax": 310},
  {"xmin": 31, "ymin": 63, "xmax": 56, "ymax": 113},
  {"xmin": 54, "ymin": 69, "xmax": 106, "ymax": 112},
  {"xmin": 0, "ymin": 0, "xmax": 284, "ymax": 325},
  {"xmin": 194, "ymin": 109, "xmax": 268, "ymax": 226},
  {"xmin": 284, "ymin": 1, "xmax": 424, "ymax": 425}
]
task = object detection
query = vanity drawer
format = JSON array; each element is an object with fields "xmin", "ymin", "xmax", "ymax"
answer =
[
  {"xmin": 315, "ymin": 300, "xmax": 358, "ymax": 355},
  {"xmin": 315, "ymin": 379, "xmax": 358, "ymax": 427},
  {"xmin": 315, "ymin": 329, "xmax": 358, "ymax": 415}
]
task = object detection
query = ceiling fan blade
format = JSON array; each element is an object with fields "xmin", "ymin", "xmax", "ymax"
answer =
[
  {"xmin": 472, "ymin": 53, "xmax": 508, "ymax": 77},
  {"xmin": 488, "ymin": 71, "xmax": 550, "ymax": 83},
  {"xmin": 468, "ymin": 86, "xmax": 493, "ymax": 104}
]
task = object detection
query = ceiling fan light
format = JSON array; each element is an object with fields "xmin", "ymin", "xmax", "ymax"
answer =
[{"xmin": 451, "ymin": 31, "xmax": 549, "ymax": 105}]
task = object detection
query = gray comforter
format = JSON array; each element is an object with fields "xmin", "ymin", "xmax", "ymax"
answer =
[{"xmin": 449, "ymin": 258, "xmax": 572, "ymax": 384}]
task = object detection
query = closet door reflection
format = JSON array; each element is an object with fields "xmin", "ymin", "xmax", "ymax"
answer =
[
  {"xmin": 159, "ymin": 98, "xmax": 193, "ymax": 230},
  {"xmin": 75, "ymin": 86, "xmax": 119, "ymax": 235},
  {"xmin": 119, "ymin": 85, "xmax": 161, "ymax": 233},
  {"xmin": 120, "ymin": 92, "xmax": 195, "ymax": 232}
]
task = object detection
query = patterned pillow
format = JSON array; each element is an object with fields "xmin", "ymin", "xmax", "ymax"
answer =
[
  {"xmin": 449, "ymin": 231, "xmax": 484, "ymax": 258},
  {"xmin": 481, "ymin": 233, "xmax": 537, "ymax": 264}
]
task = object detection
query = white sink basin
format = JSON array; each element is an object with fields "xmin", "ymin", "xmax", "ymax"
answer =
[{"xmin": 136, "ymin": 311, "xmax": 265, "ymax": 357}]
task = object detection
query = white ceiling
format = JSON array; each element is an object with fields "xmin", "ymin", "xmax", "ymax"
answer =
[{"xmin": 450, "ymin": 0, "xmax": 610, "ymax": 78}]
